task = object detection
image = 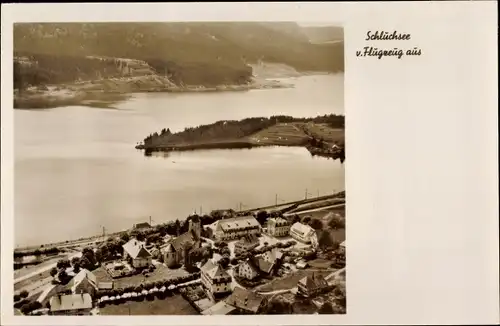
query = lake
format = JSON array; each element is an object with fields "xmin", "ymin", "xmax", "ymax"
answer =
[{"xmin": 14, "ymin": 74, "xmax": 345, "ymax": 247}]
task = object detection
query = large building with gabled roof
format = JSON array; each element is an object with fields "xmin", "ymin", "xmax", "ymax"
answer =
[
  {"xmin": 214, "ymin": 215, "xmax": 261, "ymax": 241},
  {"xmin": 49, "ymin": 293, "xmax": 93, "ymax": 316},
  {"xmin": 122, "ymin": 238, "xmax": 152, "ymax": 268},
  {"xmin": 162, "ymin": 217, "xmax": 202, "ymax": 268}
]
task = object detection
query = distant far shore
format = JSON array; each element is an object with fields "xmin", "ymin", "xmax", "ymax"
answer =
[{"xmin": 13, "ymin": 76, "xmax": 295, "ymax": 110}]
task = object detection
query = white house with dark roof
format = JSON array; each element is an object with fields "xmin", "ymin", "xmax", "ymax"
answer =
[
  {"xmin": 200, "ymin": 259, "xmax": 232, "ymax": 299},
  {"xmin": 214, "ymin": 215, "xmax": 261, "ymax": 241},
  {"xmin": 290, "ymin": 222, "xmax": 316, "ymax": 244},
  {"xmin": 122, "ymin": 238, "xmax": 152, "ymax": 268},
  {"xmin": 49, "ymin": 293, "xmax": 93, "ymax": 316},
  {"xmin": 267, "ymin": 217, "xmax": 291, "ymax": 237}
]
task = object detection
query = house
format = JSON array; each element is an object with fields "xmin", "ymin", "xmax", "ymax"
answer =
[
  {"xmin": 339, "ymin": 241, "xmax": 346, "ymax": 255},
  {"xmin": 70, "ymin": 269, "xmax": 98, "ymax": 297},
  {"xmin": 214, "ymin": 215, "xmax": 261, "ymax": 241},
  {"xmin": 290, "ymin": 222, "xmax": 316, "ymax": 244},
  {"xmin": 296, "ymin": 260, "xmax": 308, "ymax": 269},
  {"xmin": 225, "ymin": 287, "xmax": 267, "ymax": 314},
  {"xmin": 162, "ymin": 217, "xmax": 202, "ymax": 268},
  {"xmin": 200, "ymin": 259, "xmax": 232, "ymax": 299},
  {"xmin": 122, "ymin": 238, "xmax": 152, "ymax": 268},
  {"xmin": 238, "ymin": 258, "xmax": 260, "ymax": 280},
  {"xmin": 201, "ymin": 300, "xmax": 236, "ymax": 315},
  {"xmin": 267, "ymin": 217, "xmax": 291, "ymax": 237},
  {"xmin": 261, "ymin": 248, "xmax": 284, "ymax": 264},
  {"xmin": 238, "ymin": 254, "xmax": 277, "ymax": 281},
  {"xmin": 252, "ymin": 257, "xmax": 276, "ymax": 276},
  {"xmin": 297, "ymin": 273, "xmax": 329, "ymax": 298},
  {"xmin": 133, "ymin": 222, "xmax": 151, "ymax": 230},
  {"xmin": 49, "ymin": 293, "xmax": 93, "ymax": 316},
  {"xmin": 37, "ymin": 284, "xmax": 65, "ymax": 307},
  {"xmin": 234, "ymin": 234, "xmax": 260, "ymax": 255}
]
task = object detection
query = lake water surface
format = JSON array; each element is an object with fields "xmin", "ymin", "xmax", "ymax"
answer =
[{"xmin": 14, "ymin": 74, "xmax": 345, "ymax": 247}]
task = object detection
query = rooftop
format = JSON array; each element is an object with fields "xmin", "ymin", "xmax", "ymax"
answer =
[
  {"xmin": 298, "ymin": 273, "xmax": 328, "ymax": 291},
  {"xmin": 122, "ymin": 238, "xmax": 152, "ymax": 259},
  {"xmin": 201, "ymin": 300, "xmax": 236, "ymax": 315},
  {"xmin": 217, "ymin": 215, "xmax": 260, "ymax": 232},
  {"xmin": 134, "ymin": 222, "xmax": 151, "ymax": 229},
  {"xmin": 236, "ymin": 234, "xmax": 259, "ymax": 246},
  {"xmin": 201, "ymin": 259, "xmax": 230, "ymax": 279},
  {"xmin": 49, "ymin": 293, "xmax": 92, "ymax": 312},
  {"xmin": 225, "ymin": 287, "xmax": 266, "ymax": 314},
  {"xmin": 165, "ymin": 229, "xmax": 199, "ymax": 253},
  {"xmin": 264, "ymin": 248, "xmax": 284, "ymax": 262},
  {"xmin": 290, "ymin": 222, "xmax": 315, "ymax": 237}
]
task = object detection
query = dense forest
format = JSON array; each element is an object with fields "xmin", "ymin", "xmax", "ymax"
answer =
[
  {"xmin": 142, "ymin": 114, "xmax": 345, "ymax": 147},
  {"xmin": 14, "ymin": 22, "xmax": 344, "ymax": 89}
]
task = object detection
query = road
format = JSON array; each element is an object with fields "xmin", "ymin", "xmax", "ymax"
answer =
[
  {"xmin": 240, "ymin": 194, "xmax": 338, "ymax": 214},
  {"xmin": 14, "ymin": 251, "xmax": 81, "ymax": 284},
  {"xmin": 325, "ymin": 267, "xmax": 346, "ymax": 285},
  {"xmin": 284, "ymin": 203, "xmax": 345, "ymax": 217}
]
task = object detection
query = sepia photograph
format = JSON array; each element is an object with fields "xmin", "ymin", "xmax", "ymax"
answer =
[{"xmin": 12, "ymin": 22, "xmax": 346, "ymax": 316}]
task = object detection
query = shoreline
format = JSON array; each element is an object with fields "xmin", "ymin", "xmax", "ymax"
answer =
[
  {"xmin": 13, "ymin": 76, "xmax": 295, "ymax": 110},
  {"xmin": 14, "ymin": 192, "xmax": 344, "ymax": 252},
  {"xmin": 137, "ymin": 141, "xmax": 345, "ymax": 162}
]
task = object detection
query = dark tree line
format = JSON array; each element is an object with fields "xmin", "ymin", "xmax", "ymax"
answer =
[
  {"xmin": 14, "ymin": 53, "xmax": 124, "ymax": 89},
  {"xmin": 142, "ymin": 114, "xmax": 345, "ymax": 146},
  {"xmin": 14, "ymin": 246, "xmax": 59, "ymax": 258}
]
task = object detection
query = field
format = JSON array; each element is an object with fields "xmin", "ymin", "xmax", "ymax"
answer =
[
  {"xmin": 99, "ymin": 294, "xmax": 198, "ymax": 315},
  {"xmin": 255, "ymin": 269, "xmax": 333, "ymax": 292},
  {"xmin": 302, "ymin": 123, "xmax": 344, "ymax": 143},
  {"xmin": 14, "ymin": 269, "xmax": 52, "ymax": 293},
  {"xmin": 93, "ymin": 263, "xmax": 189, "ymax": 289},
  {"xmin": 248, "ymin": 123, "xmax": 310, "ymax": 146}
]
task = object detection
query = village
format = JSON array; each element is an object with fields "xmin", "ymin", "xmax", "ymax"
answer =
[{"xmin": 13, "ymin": 196, "xmax": 346, "ymax": 316}]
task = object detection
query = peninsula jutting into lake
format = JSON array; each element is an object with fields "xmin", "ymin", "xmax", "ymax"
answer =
[
  {"xmin": 14, "ymin": 21, "xmax": 346, "ymax": 317},
  {"xmin": 136, "ymin": 114, "xmax": 345, "ymax": 162}
]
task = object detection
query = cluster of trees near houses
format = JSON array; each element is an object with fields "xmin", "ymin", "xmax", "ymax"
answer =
[
  {"xmin": 49, "ymin": 247, "xmax": 98, "ymax": 285},
  {"xmin": 142, "ymin": 114, "xmax": 344, "ymax": 148},
  {"xmin": 13, "ymin": 290, "xmax": 43, "ymax": 315}
]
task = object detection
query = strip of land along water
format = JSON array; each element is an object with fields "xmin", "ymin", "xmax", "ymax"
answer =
[{"xmin": 136, "ymin": 115, "xmax": 345, "ymax": 162}]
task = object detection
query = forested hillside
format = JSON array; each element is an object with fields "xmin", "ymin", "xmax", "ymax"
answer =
[{"xmin": 14, "ymin": 22, "xmax": 344, "ymax": 88}]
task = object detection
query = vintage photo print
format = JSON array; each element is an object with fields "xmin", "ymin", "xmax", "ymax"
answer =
[
  {"xmin": 2, "ymin": 2, "xmax": 498, "ymax": 326},
  {"xmin": 12, "ymin": 21, "xmax": 346, "ymax": 317}
]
